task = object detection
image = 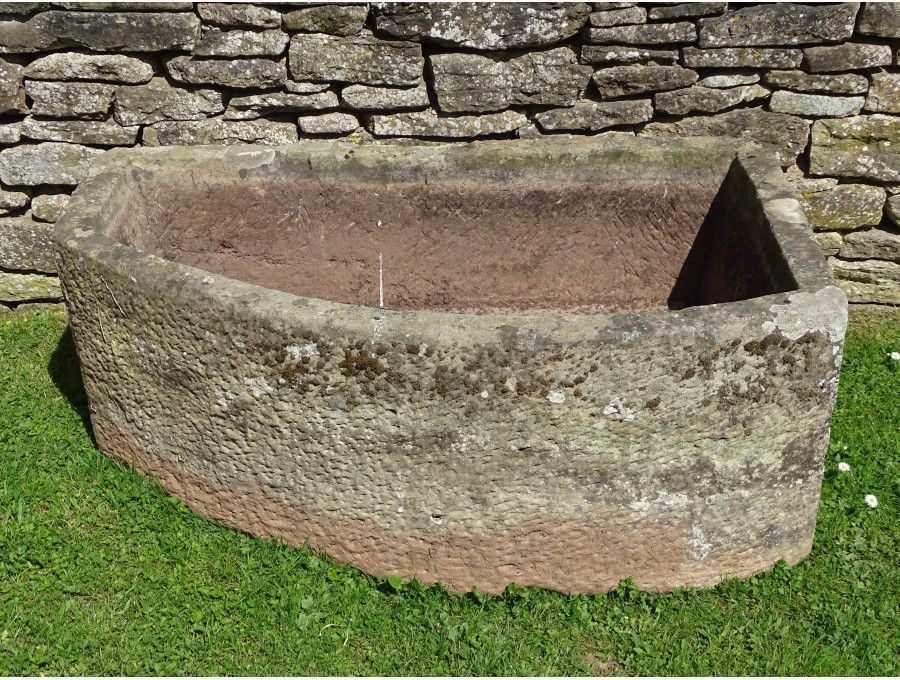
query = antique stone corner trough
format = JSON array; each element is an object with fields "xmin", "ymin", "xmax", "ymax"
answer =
[{"xmin": 53, "ymin": 137, "xmax": 847, "ymax": 594}]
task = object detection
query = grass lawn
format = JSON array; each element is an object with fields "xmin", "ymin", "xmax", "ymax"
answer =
[{"xmin": 0, "ymin": 307, "xmax": 897, "ymax": 676}]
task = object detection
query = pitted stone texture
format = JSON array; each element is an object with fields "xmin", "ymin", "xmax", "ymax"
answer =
[
  {"xmin": 341, "ymin": 82, "xmax": 428, "ymax": 111},
  {"xmin": 0, "ymin": 142, "xmax": 102, "ymax": 186},
  {"xmin": 197, "ymin": 3, "xmax": 281, "ymax": 29},
  {"xmin": 858, "ymin": 2, "xmax": 900, "ymax": 39},
  {"xmin": 0, "ymin": 213, "xmax": 55, "ymax": 272},
  {"xmin": 865, "ymin": 72, "xmax": 900, "ymax": 114},
  {"xmin": 829, "ymin": 258, "xmax": 900, "ymax": 304},
  {"xmin": 225, "ymin": 91, "xmax": 338, "ymax": 120},
  {"xmin": 193, "ymin": 28, "xmax": 288, "ymax": 57},
  {"xmin": 0, "ymin": 189, "xmax": 27, "ymax": 215},
  {"xmin": 25, "ymin": 80, "xmax": 114, "ymax": 119},
  {"xmin": 0, "ymin": 58, "xmax": 26, "ymax": 113},
  {"xmin": 167, "ymin": 56, "xmax": 286, "ymax": 89},
  {"xmin": 642, "ymin": 109, "xmax": 810, "ymax": 167},
  {"xmin": 580, "ymin": 45, "xmax": 678, "ymax": 65},
  {"xmin": 370, "ymin": 108, "xmax": 527, "ymax": 137},
  {"xmin": 282, "ymin": 5, "xmax": 368, "ymax": 36},
  {"xmin": 809, "ymin": 115, "xmax": 900, "ymax": 182},
  {"xmin": 654, "ymin": 84, "xmax": 769, "ymax": 116},
  {"xmin": 0, "ymin": 271, "xmax": 60, "ymax": 302},
  {"xmin": 585, "ymin": 22, "xmax": 695, "ymax": 45},
  {"xmin": 373, "ymin": 3, "xmax": 591, "ymax": 49},
  {"xmin": 799, "ymin": 184, "xmax": 885, "ymax": 231},
  {"xmin": 430, "ymin": 48, "xmax": 592, "ymax": 113},
  {"xmin": 535, "ymin": 100, "xmax": 652, "ymax": 132},
  {"xmin": 698, "ymin": 3, "xmax": 858, "ymax": 47},
  {"xmin": 24, "ymin": 53, "xmax": 153, "ymax": 83},
  {"xmin": 769, "ymin": 91, "xmax": 864, "ymax": 118},
  {"xmin": 0, "ymin": 11, "xmax": 200, "ymax": 52},
  {"xmin": 682, "ymin": 47, "xmax": 802, "ymax": 69},
  {"xmin": 592, "ymin": 64, "xmax": 697, "ymax": 99},
  {"xmin": 763, "ymin": 70, "xmax": 868, "ymax": 95},
  {"xmin": 803, "ymin": 44, "xmax": 893, "ymax": 73},
  {"xmin": 588, "ymin": 6, "xmax": 646, "ymax": 27},
  {"xmin": 30, "ymin": 194, "xmax": 69, "ymax": 223},
  {"xmin": 114, "ymin": 78, "xmax": 224, "ymax": 126},
  {"xmin": 297, "ymin": 111, "xmax": 359, "ymax": 135},
  {"xmin": 289, "ymin": 33, "xmax": 422, "ymax": 86},
  {"xmin": 647, "ymin": 2, "xmax": 726, "ymax": 20},
  {"xmin": 143, "ymin": 119, "xmax": 298, "ymax": 146},
  {"xmin": 840, "ymin": 229, "xmax": 900, "ymax": 262},
  {"xmin": 21, "ymin": 116, "xmax": 139, "ymax": 145}
]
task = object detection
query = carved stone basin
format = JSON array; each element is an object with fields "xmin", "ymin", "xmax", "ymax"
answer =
[{"xmin": 54, "ymin": 138, "xmax": 847, "ymax": 594}]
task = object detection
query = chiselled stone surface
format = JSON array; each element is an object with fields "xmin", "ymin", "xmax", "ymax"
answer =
[
  {"xmin": 282, "ymin": 5, "xmax": 368, "ymax": 35},
  {"xmin": 143, "ymin": 119, "xmax": 298, "ymax": 146},
  {"xmin": 431, "ymin": 48, "xmax": 591, "ymax": 113},
  {"xmin": 0, "ymin": 213, "xmax": 55, "ymax": 272},
  {"xmin": 289, "ymin": 34, "xmax": 422, "ymax": 86},
  {"xmin": 0, "ymin": 271, "xmax": 61, "ymax": 302},
  {"xmin": 698, "ymin": 3, "xmax": 858, "ymax": 47},
  {"xmin": 114, "ymin": 78, "xmax": 224, "ymax": 126},
  {"xmin": 0, "ymin": 11, "xmax": 200, "ymax": 52},
  {"xmin": 193, "ymin": 28, "xmax": 288, "ymax": 57},
  {"xmin": 197, "ymin": 2, "xmax": 281, "ymax": 29},
  {"xmin": 370, "ymin": 108, "xmax": 527, "ymax": 137},
  {"xmin": 341, "ymin": 81, "xmax": 429, "ymax": 111},
  {"xmin": 865, "ymin": 71, "xmax": 900, "ymax": 114},
  {"xmin": 592, "ymin": 64, "xmax": 697, "ymax": 99},
  {"xmin": 840, "ymin": 229, "xmax": 900, "ymax": 262},
  {"xmin": 167, "ymin": 56, "xmax": 286, "ymax": 89},
  {"xmin": 858, "ymin": 2, "xmax": 900, "ymax": 39},
  {"xmin": 297, "ymin": 111, "xmax": 359, "ymax": 134},
  {"xmin": 0, "ymin": 142, "xmax": 103, "ymax": 186},
  {"xmin": 682, "ymin": 47, "xmax": 802, "ymax": 69},
  {"xmin": 0, "ymin": 57, "xmax": 25, "ymax": 113},
  {"xmin": 224, "ymin": 91, "xmax": 338, "ymax": 120},
  {"xmin": 763, "ymin": 70, "xmax": 868, "ymax": 95},
  {"xmin": 25, "ymin": 80, "xmax": 114, "ymax": 119},
  {"xmin": 580, "ymin": 45, "xmax": 678, "ymax": 65},
  {"xmin": 698, "ymin": 73, "xmax": 759, "ymax": 88},
  {"xmin": 0, "ymin": 189, "xmax": 27, "ymax": 215},
  {"xmin": 648, "ymin": 2, "xmax": 726, "ymax": 20},
  {"xmin": 585, "ymin": 22, "xmax": 695, "ymax": 45},
  {"xmin": 655, "ymin": 84, "xmax": 769, "ymax": 116},
  {"xmin": 24, "ymin": 53, "xmax": 152, "ymax": 83},
  {"xmin": 769, "ymin": 91, "xmax": 864, "ymax": 118},
  {"xmin": 803, "ymin": 44, "xmax": 893, "ymax": 73},
  {"xmin": 799, "ymin": 184, "xmax": 885, "ymax": 231},
  {"xmin": 374, "ymin": 3, "xmax": 591, "ymax": 49},
  {"xmin": 0, "ymin": 121, "xmax": 19, "ymax": 144},
  {"xmin": 809, "ymin": 115, "xmax": 900, "ymax": 182},
  {"xmin": 588, "ymin": 6, "xmax": 646, "ymax": 27},
  {"xmin": 642, "ymin": 109, "xmax": 810, "ymax": 166},
  {"xmin": 21, "ymin": 116, "xmax": 139, "ymax": 145},
  {"xmin": 829, "ymin": 258, "xmax": 900, "ymax": 304},
  {"xmin": 535, "ymin": 99, "xmax": 652, "ymax": 132},
  {"xmin": 30, "ymin": 193, "xmax": 69, "ymax": 223}
]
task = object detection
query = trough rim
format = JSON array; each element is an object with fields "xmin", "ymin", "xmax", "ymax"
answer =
[{"xmin": 53, "ymin": 136, "xmax": 842, "ymax": 345}]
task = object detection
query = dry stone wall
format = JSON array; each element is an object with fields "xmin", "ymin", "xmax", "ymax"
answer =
[{"xmin": 0, "ymin": 1, "xmax": 897, "ymax": 309}]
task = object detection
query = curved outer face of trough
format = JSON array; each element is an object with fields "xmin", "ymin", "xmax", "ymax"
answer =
[{"xmin": 53, "ymin": 138, "xmax": 847, "ymax": 594}]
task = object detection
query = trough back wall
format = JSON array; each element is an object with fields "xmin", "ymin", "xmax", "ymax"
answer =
[{"xmin": 0, "ymin": 1, "xmax": 897, "ymax": 309}]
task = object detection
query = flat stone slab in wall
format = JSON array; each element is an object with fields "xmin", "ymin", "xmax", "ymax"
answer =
[
  {"xmin": 24, "ymin": 53, "xmax": 154, "ymax": 83},
  {"xmin": 289, "ymin": 34, "xmax": 423, "ymax": 86},
  {"xmin": 698, "ymin": 3, "xmax": 858, "ymax": 47},
  {"xmin": 0, "ymin": 142, "xmax": 103, "ymax": 186},
  {"xmin": 0, "ymin": 270, "xmax": 61, "ymax": 303},
  {"xmin": 809, "ymin": 115, "xmax": 900, "ymax": 182},
  {"xmin": 0, "ymin": 213, "xmax": 56, "ymax": 273}
]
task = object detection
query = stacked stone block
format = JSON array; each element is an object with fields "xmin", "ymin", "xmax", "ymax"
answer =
[{"xmin": 0, "ymin": 1, "xmax": 897, "ymax": 309}]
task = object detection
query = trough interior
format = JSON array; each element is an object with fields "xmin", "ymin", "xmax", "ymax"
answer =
[{"xmin": 110, "ymin": 161, "xmax": 796, "ymax": 315}]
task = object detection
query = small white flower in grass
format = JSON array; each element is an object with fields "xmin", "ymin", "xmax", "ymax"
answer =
[
  {"xmin": 838, "ymin": 461, "xmax": 851, "ymax": 472},
  {"xmin": 865, "ymin": 494, "xmax": 878, "ymax": 508},
  {"xmin": 843, "ymin": 445, "xmax": 848, "ymax": 451},
  {"xmin": 890, "ymin": 351, "xmax": 900, "ymax": 361}
]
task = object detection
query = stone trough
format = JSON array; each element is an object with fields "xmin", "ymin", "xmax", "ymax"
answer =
[{"xmin": 53, "ymin": 137, "xmax": 847, "ymax": 594}]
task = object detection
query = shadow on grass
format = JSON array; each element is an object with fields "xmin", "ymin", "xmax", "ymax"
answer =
[{"xmin": 48, "ymin": 325, "xmax": 96, "ymax": 444}]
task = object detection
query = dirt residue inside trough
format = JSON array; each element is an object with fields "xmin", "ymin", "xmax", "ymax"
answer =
[{"xmin": 117, "ymin": 178, "xmax": 721, "ymax": 315}]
